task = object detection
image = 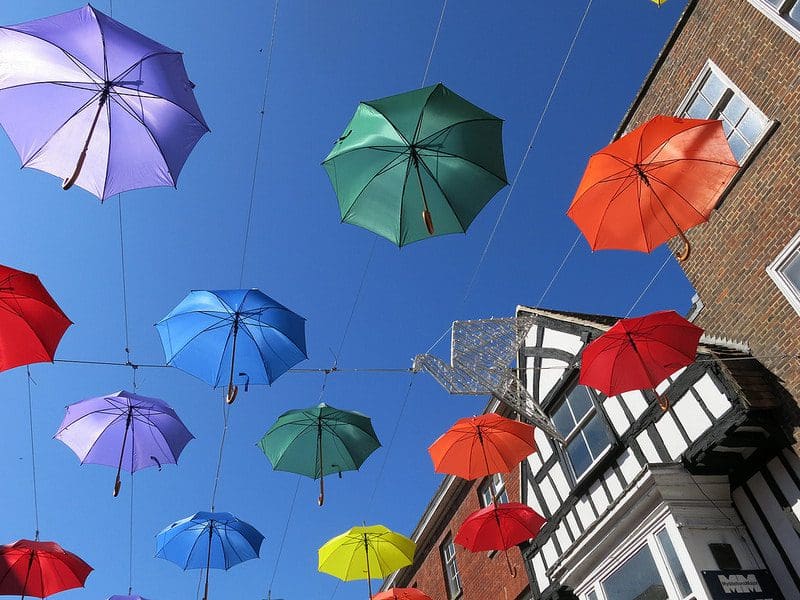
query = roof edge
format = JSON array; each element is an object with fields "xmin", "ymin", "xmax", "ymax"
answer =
[{"xmin": 612, "ymin": 0, "xmax": 700, "ymax": 141}]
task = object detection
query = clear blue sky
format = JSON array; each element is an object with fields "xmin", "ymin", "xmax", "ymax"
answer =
[{"xmin": 0, "ymin": 1, "xmax": 693, "ymax": 599}]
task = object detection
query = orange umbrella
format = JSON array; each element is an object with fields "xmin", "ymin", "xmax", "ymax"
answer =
[
  {"xmin": 372, "ymin": 589, "xmax": 433, "ymax": 600},
  {"xmin": 428, "ymin": 414, "xmax": 535, "ymax": 481},
  {"xmin": 567, "ymin": 116, "xmax": 738, "ymax": 261}
]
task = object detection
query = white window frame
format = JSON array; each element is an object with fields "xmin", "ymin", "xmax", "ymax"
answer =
[
  {"xmin": 747, "ymin": 0, "xmax": 800, "ymax": 43},
  {"xmin": 479, "ymin": 473, "xmax": 509, "ymax": 507},
  {"xmin": 676, "ymin": 60, "xmax": 774, "ymax": 171},
  {"xmin": 767, "ymin": 229, "xmax": 800, "ymax": 316},
  {"xmin": 580, "ymin": 526, "xmax": 694, "ymax": 600},
  {"xmin": 552, "ymin": 385, "xmax": 614, "ymax": 484},
  {"xmin": 440, "ymin": 535, "xmax": 462, "ymax": 599}
]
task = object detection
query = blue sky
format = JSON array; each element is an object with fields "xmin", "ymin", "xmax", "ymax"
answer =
[{"xmin": 0, "ymin": 1, "xmax": 694, "ymax": 599}]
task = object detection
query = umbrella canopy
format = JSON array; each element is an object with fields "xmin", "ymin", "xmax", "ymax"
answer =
[
  {"xmin": 567, "ymin": 116, "xmax": 738, "ymax": 261},
  {"xmin": 372, "ymin": 589, "xmax": 433, "ymax": 600},
  {"xmin": 455, "ymin": 502, "xmax": 545, "ymax": 576},
  {"xmin": 455, "ymin": 503, "xmax": 545, "ymax": 551},
  {"xmin": 428, "ymin": 413, "xmax": 535, "ymax": 481},
  {"xmin": 579, "ymin": 310, "xmax": 703, "ymax": 409},
  {"xmin": 156, "ymin": 512, "xmax": 264, "ymax": 600},
  {"xmin": 323, "ymin": 83, "xmax": 507, "ymax": 246},
  {"xmin": 155, "ymin": 289, "xmax": 307, "ymax": 403},
  {"xmin": 319, "ymin": 525, "xmax": 415, "ymax": 599},
  {"xmin": 0, "ymin": 539, "xmax": 93, "ymax": 598},
  {"xmin": 54, "ymin": 390, "xmax": 194, "ymax": 497},
  {"xmin": 258, "ymin": 402, "xmax": 381, "ymax": 506},
  {"xmin": 0, "ymin": 264, "xmax": 71, "ymax": 373},
  {"xmin": 0, "ymin": 5, "xmax": 208, "ymax": 200}
]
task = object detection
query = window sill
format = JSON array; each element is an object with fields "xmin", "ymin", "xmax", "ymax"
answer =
[{"xmin": 746, "ymin": 0, "xmax": 800, "ymax": 44}]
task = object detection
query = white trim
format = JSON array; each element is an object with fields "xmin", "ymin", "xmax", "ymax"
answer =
[
  {"xmin": 767, "ymin": 229, "xmax": 800, "ymax": 316},
  {"xmin": 747, "ymin": 0, "xmax": 800, "ymax": 44}
]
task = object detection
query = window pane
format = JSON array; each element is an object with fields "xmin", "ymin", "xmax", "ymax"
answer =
[
  {"xmin": 721, "ymin": 94, "xmax": 747, "ymax": 126},
  {"xmin": 567, "ymin": 436, "xmax": 592, "ymax": 477},
  {"xmin": 788, "ymin": 2, "xmax": 800, "ymax": 26},
  {"xmin": 782, "ymin": 250, "xmax": 800, "ymax": 289},
  {"xmin": 765, "ymin": 0, "xmax": 782, "ymax": 8},
  {"xmin": 553, "ymin": 403, "xmax": 576, "ymax": 437},
  {"xmin": 656, "ymin": 529, "xmax": 692, "ymax": 597},
  {"xmin": 587, "ymin": 591, "xmax": 599, "ymax": 600},
  {"xmin": 727, "ymin": 133, "xmax": 749, "ymax": 162},
  {"xmin": 602, "ymin": 546, "xmax": 668, "ymax": 600},
  {"xmin": 583, "ymin": 415, "xmax": 611, "ymax": 459},
  {"xmin": 568, "ymin": 386, "xmax": 593, "ymax": 420},
  {"xmin": 700, "ymin": 72, "xmax": 726, "ymax": 106},
  {"xmin": 738, "ymin": 109, "xmax": 767, "ymax": 144},
  {"xmin": 686, "ymin": 94, "xmax": 712, "ymax": 119}
]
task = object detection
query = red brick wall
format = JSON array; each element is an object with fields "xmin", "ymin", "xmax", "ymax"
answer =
[
  {"xmin": 398, "ymin": 470, "xmax": 530, "ymax": 600},
  {"xmin": 619, "ymin": 0, "xmax": 800, "ymax": 433}
]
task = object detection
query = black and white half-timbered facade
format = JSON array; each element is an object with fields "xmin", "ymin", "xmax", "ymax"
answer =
[{"xmin": 517, "ymin": 307, "xmax": 800, "ymax": 600}]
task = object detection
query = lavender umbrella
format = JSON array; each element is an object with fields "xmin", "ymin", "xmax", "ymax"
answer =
[
  {"xmin": 54, "ymin": 390, "xmax": 194, "ymax": 497},
  {"xmin": 0, "ymin": 5, "xmax": 209, "ymax": 200}
]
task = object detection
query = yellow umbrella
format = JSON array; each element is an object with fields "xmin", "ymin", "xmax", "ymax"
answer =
[
  {"xmin": 651, "ymin": 0, "xmax": 668, "ymax": 5},
  {"xmin": 318, "ymin": 525, "xmax": 415, "ymax": 598}
]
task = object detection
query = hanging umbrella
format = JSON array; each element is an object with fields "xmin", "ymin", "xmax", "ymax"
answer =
[
  {"xmin": 54, "ymin": 390, "xmax": 194, "ymax": 497},
  {"xmin": 108, "ymin": 596, "xmax": 151, "ymax": 600},
  {"xmin": 323, "ymin": 83, "xmax": 507, "ymax": 246},
  {"xmin": 0, "ymin": 5, "xmax": 209, "ymax": 200},
  {"xmin": 258, "ymin": 402, "xmax": 381, "ymax": 506},
  {"xmin": 319, "ymin": 525, "xmax": 415, "ymax": 600},
  {"xmin": 428, "ymin": 413, "xmax": 535, "ymax": 487},
  {"xmin": 579, "ymin": 310, "xmax": 703, "ymax": 410},
  {"xmin": 0, "ymin": 264, "xmax": 71, "ymax": 373},
  {"xmin": 0, "ymin": 539, "xmax": 92, "ymax": 599},
  {"xmin": 567, "ymin": 116, "xmax": 738, "ymax": 261},
  {"xmin": 156, "ymin": 512, "xmax": 264, "ymax": 600},
  {"xmin": 455, "ymin": 502, "xmax": 545, "ymax": 576},
  {"xmin": 651, "ymin": 0, "xmax": 668, "ymax": 5},
  {"xmin": 372, "ymin": 589, "xmax": 432, "ymax": 600},
  {"xmin": 155, "ymin": 289, "xmax": 307, "ymax": 403}
]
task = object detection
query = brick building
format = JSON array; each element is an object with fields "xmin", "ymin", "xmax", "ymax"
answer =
[
  {"xmin": 614, "ymin": 0, "xmax": 800, "ymax": 417},
  {"xmin": 381, "ymin": 401, "xmax": 531, "ymax": 600}
]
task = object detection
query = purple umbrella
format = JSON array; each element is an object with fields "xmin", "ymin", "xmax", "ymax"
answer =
[
  {"xmin": 0, "ymin": 5, "xmax": 209, "ymax": 200},
  {"xmin": 54, "ymin": 390, "xmax": 194, "ymax": 497}
]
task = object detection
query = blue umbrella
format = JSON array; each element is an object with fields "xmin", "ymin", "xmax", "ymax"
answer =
[
  {"xmin": 155, "ymin": 289, "xmax": 307, "ymax": 403},
  {"xmin": 155, "ymin": 511, "xmax": 264, "ymax": 600}
]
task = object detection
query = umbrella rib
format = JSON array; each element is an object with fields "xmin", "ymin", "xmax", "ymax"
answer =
[
  {"xmin": 108, "ymin": 93, "xmax": 175, "ymax": 187},
  {"xmin": 397, "ymin": 150, "xmax": 413, "ymax": 245},
  {"xmin": 415, "ymin": 117, "xmax": 503, "ymax": 147},
  {"xmin": 0, "ymin": 27, "xmax": 104, "ymax": 83},
  {"xmin": 322, "ymin": 145, "xmax": 408, "ymax": 163},
  {"xmin": 362, "ymin": 103, "xmax": 411, "ymax": 146},
  {"xmin": 417, "ymin": 156, "xmax": 466, "ymax": 231},
  {"xmin": 209, "ymin": 320, "xmax": 237, "ymax": 388},
  {"xmin": 0, "ymin": 81, "xmax": 103, "ymax": 95},
  {"xmin": 417, "ymin": 145, "xmax": 508, "ymax": 185},
  {"xmin": 159, "ymin": 320, "xmax": 231, "ymax": 365},
  {"xmin": 340, "ymin": 154, "xmax": 410, "ymax": 223},
  {"xmin": 0, "ymin": 301, "xmax": 59, "ymax": 360},
  {"xmin": 644, "ymin": 120, "xmax": 713, "ymax": 164},
  {"xmin": 22, "ymin": 91, "xmax": 103, "ymax": 169},
  {"xmin": 584, "ymin": 173, "xmax": 639, "ymax": 248},
  {"xmin": 72, "ymin": 412, "xmax": 128, "ymax": 464},
  {"xmin": 410, "ymin": 85, "xmax": 439, "ymax": 144},
  {"xmin": 645, "ymin": 171, "xmax": 717, "ymax": 220},
  {"xmin": 112, "ymin": 80, "xmax": 209, "ymax": 134}
]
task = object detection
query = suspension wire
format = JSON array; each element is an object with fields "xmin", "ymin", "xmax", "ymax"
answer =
[
  {"xmin": 367, "ymin": 375, "xmax": 416, "ymax": 512},
  {"xmin": 118, "ymin": 197, "xmax": 133, "ymax": 368},
  {"xmin": 537, "ymin": 233, "xmax": 582, "ymax": 306},
  {"xmin": 128, "ymin": 468, "xmax": 135, "ymax": 594},
  {"xmin": 625, "ymin": 248, "xmax": 674, "ymax": 317},
  {"xmin": 336, "ymin": 240, "xmax": 377, "ymax": 360},
  {"xmin": 239, "ymin": 0, "xmax": 281, "ymax": 287},
  {"xmin": 26, "ymin": 367, "xmax": 40, "ymax": 541},
  {"xmin": 209, "ymin": 391, "xmax": 230, "ymax": 512},
  {"xmin": 266, "ymin": 476, "xmax": 302, "ymax": 599},
  {"xmin": 460, "ymin": 0, "xmax": 594, "ymax": 305},
  {"xmin": 421, "ymin": 0, "xmax": 448, "ymax": 87}
]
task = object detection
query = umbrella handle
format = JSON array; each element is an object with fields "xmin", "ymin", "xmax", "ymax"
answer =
[
  {"xmin": 504, "ymin": 549, "xmax": 517, "ymax": 578},
  {"xmin": 422, "ymin": 209, "xmax": 435, "ymax": 235},
  {"xmin": 656, "ymin": 392, "xmax": 670, "ymax": 412},
  {"xmin": 113, "ymin": 476, "xmax": 122, "ymax": 497},
  {"xmin": 226, "ymin": 383, "xmax": 238, "ymax": 404},
  {"xmin": 318, "ymin": 477, "xmax": 325, "ymax": 506},
  {"xmin": 675, "ymin": 229, "xmax": 691, "ymax": 262},
  {"xmin": 62, "ymin": 87, "xmax": 109, "ymax": 192},
  {"xmin": 62, "ymin": 150, "xmax": 88, "ymax": 190}
]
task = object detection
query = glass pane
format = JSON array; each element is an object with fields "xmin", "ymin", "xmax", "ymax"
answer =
[
  {"xmin": 727, "ymin": 133, "xmax": 749, "ymax": 162},
  {"xmin": 602, "ymin": 546, "xmax": 668, "ymax": 600},
  {"xmin": 720, "ymin": 116, "xmax": 733, "ymax": 136},
  {"xmin": 567, "ymin": 436, "xmax": 592, "ymax": 477},
  {"xmin": 782, "ymin": 249, "xmax": 800, "ymax": 289},
  {"xmin": 700, "ymin": 72, "xmax": 726, "ymax": 106},
  {"xmin": 765, "ymin": 0, "xmax": 782, "ymax": 8},
  {"xmin": 685, "ymin": 94, "xmax": 712, "ymax": 119},
  {"xmin": 656, "ymin": 529, "xmax": 692, "ymax": 597},
  {"xmin": 738, "ymin": 109, "xmax": 766, "ymax": 144},
  {"xmin": 583, "ymin": 415, "xmax": 611, "ymax": 459},
  {"xmin": 788, "ymin": 2, "xmax": 800, "ymax": 26},
  {"xmin": 568, "ymin": 386, "xmax": 594, "ymax": 420},
  {"xmin": 587, "ymin": 591, "xmax": 599, "ymax": 600},
  {"xmin": 553, "ymin": 402, "xmax": 576, "ymax": 437},
  {"xmin": 721, "ymin": 94, "xmax": 747, "ymax": 126}
]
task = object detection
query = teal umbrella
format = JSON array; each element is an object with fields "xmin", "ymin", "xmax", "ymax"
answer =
[
  {"xmin": 323, "ymin": 83, "xmax": 507, "ymax": 247},
  {"xmin": 258, "ymin": 403, "xmax": 381, "ymax": 506}
]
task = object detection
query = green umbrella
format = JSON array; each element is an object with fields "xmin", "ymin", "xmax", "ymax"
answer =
[
  {"xmin": 323, "ymin": 83, "xmax": 508, "ymax": 247},
  {"xmin": 258, "ymin": 403, "xmax": 381, "ymax": 506}
]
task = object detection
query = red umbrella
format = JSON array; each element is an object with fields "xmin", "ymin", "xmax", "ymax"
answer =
[
  {"xmin": 0, "ymin": 265, "xmax": 71, "ymax": 372},
  {"xmin": 567, "ymin": 116, "xmax": 738, "ymax": 261},
  {"xmin": 372, "ymin": 589, "xmax": 433, "ymax": 600},
  {"xmin": 455, "ymin": 502, "xmax": 545, "ymax": 576},
  {"xmin": 0, "ymin": 539, "xmax": 92, "ymax": 598},
  {"xmin": 579, "ymin": 310, "xmax": 703, "ymax": 409},
  {"xmin": 428, "ymin": 413, "xmax": 535, "ymax": 482}
]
